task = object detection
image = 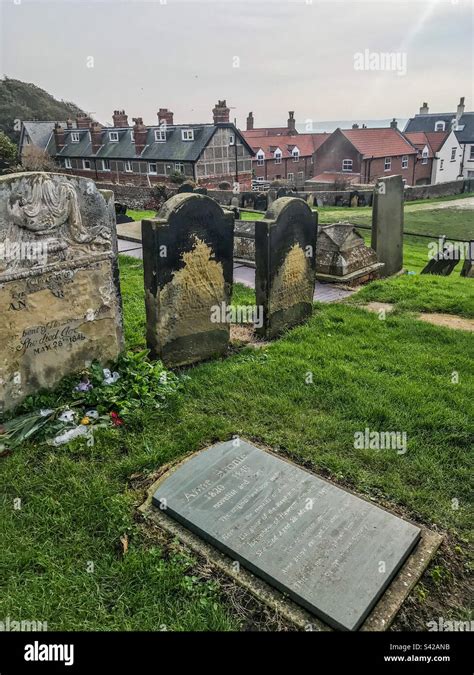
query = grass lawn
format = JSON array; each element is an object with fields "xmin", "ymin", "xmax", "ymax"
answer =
[{"xmin": 2, "ymin": 252, "xmax": 472, "ymax": 631}]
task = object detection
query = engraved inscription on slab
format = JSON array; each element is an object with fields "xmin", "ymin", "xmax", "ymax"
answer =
[{"xmin": 153, "ymin": 440, "xmax": 421, "ymax": 631}]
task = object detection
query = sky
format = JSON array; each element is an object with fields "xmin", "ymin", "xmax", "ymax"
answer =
[{"xmin": 0, "ymin": 0, "xmax": 473, "ymax": 128}]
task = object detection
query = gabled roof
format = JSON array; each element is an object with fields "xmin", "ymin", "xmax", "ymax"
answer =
[
  {"xmin": 51, "ymin": 123, "xmax": 254, "ymax": 161},
  {"xmin": 339, "ymin": 127, "xmax": 417, "ymax": 158},
  {"xmin": 404, "ymin": 131, "xmax": 448, "ymax": 157},
  {"xmin": 404, "ymin": 112, "xmax": 474, "ymax": 143},
  {"xmin": 245, "ymin": 132, "xmax": 329, "ymax": 158},
  {"xmin": 22, "ymin": 121, "xmax": 73, "ymax": 150}
]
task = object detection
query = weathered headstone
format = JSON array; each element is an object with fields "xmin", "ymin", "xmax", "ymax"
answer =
[
  {"xmin": 316, "ymin": 222, "xmax": 384, "ymax": 283},
  {"xmin": 460, "ymin": 241, "xmax": 474, "ymax": 277},
  {"xmin": 230, "ymin": 196, "xmax": 240, "ymax": 208},
  {"xmin": 254, "ymin": 193, "xmax": 268, "ymax": 212},
  {"xmin": 255, "ymin": 197, "xmax": 317, "ymax": 338},
  {"xmin": 371, "ymin": 175, "xmax": 404, "ymax": 277},
  {"xmin": 0, "ymin": 172, "xmax": 123, "ymax": 411},
  {"xmin": 177, "ymin": 182, "xmax": 194, "ymax": 194},
  {"xmin": 142, "ymin": 193, "xmax": 234, "ymax": 367},
  {"xmin": 153, "ymin": 439, "xmax": 421, "ymax": 631},
  {"xmin": 421, "ymin": 237, "xmax": 461, "ymax": 276}
]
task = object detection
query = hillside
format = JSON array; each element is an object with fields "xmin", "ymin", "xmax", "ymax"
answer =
[{"xmin": 0, "ymin": 77, "xmax": 86, "ymax": 145}]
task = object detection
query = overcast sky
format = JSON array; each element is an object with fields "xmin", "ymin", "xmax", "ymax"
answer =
[{"xmin": 1, "ymin": 0, "xmax": 472, "ymax": 128}]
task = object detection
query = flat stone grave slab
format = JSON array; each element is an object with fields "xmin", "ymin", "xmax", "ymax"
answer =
[{"xmin": 153, "ymin": 440, "xmax": 421, "ymax": 631}]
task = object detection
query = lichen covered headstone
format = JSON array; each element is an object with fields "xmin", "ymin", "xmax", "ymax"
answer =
[
  {"xmin": 255, "ymin": 197, "xmax": 317, "ymax": 338},
  {"xmin": 0, "ymin": 172, "xmax": 123, "ymax": 411},
  {"xmin": 142, "ymin": 193, "xmax": 234, "ymax": 367}
]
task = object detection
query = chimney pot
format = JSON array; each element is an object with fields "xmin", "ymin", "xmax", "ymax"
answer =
[
  {"xmin": 213, "ymin": 100, "xmax": 230, "ymax": 124},
  {"xmin": 420, "ymin": 102, "xmax": 429, "ymax": 114},
  {"xmin": 113, "ymin": 110, "xmax": 129, "ymax": 127},
  {"xmin": 158, "ymin": 108, "xmax": 174, "ymax": 127},
  {"xmin": 287, "ymin": 111, "xmax": 296, "ymax": 135},
  {"xmin": 456, "ymin": 96, "xmax": 465, "ymax": 122},
  {"xmin": 53, "ymin": 122, "xmax": 65, "ymax": 150},
  {"xmin": 132, "ymin": 117, "xmax": 147, "ymax": 155},
  {"xmin": 246, "ymin": 112, "xmax": 254, "ymax": 131},
  {"xmin": 390, "ymin": 118, "xmax": 398, "ymax": 129}
]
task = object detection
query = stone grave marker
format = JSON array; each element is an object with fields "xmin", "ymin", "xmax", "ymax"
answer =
[
  {"xmin": 142, "ymin": 193, "xmax": 234, "ymax": 367},
  {"xmin": 0, "ymin": 172, "xmax": 123, "ymax": 411},
  {"xmin": 460, "ymin": 241, "xmax": 474, "ymax": 277},
  {"xmin": 153, "ymin": 439, "xmax": 421, "ymax": 631},
  {"xmin": 255, "ymin": 197, "xmax": 317, "ymax": 338},
  {"xmin": 371, "ymin": 175, "xmax": 404, "ymax": 277}
]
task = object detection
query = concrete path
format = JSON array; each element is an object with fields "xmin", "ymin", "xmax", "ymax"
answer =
[{"xmin": 118, "ymin": 239, "xmax": 355, "ymax": 304}]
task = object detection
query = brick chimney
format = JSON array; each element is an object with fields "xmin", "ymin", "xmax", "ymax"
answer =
[
  {"xmin": 213, "ymin": 100, "xmax": 230, "ymax": 124},
  {"xmin": 246, "ymin": 112, "xmax": 254, "ymax": 131},
  {"xmin": 419, "ymin": 102, "xmax": 429, "ymax": 114},
  {"xmin": 456, "ymin": 96, "xmax": 465, "ymax": 122},
  {"xmin": 90, "ymin": 122, "xmax": 103, "ymax": 154},
  {"xmin": 158, "ymin": 108, "xmax": 174, "ymax": 127},
  {"xmin": 352, "ymin": 123, "xmax": 359, "ymax": 129},
  {"xmin": 390, "ymin": 118, "xmax": 398, "ymax": 129},
  {"xmin": 112, "ymin": 110, "xmax": 129, "ymax": 127},
  {"xmin": 132, "ymin": 117, "xmax": 147, "ymax": 155},
  {"xmin": 76, "ymin": 113, "xmax": 92, "ymax": 129},
  {"xmin": 53, "ymin": 123, "xmax": 65, "ymax": 151},
  {"xmin": 288, "ymin": 111, "xmax": 296, "ymax": 135},
  {"xmin": 66, "ymin": 118, "xmax": 74, "ymax": 129}
]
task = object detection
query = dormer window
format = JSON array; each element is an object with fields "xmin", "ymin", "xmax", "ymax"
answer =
[
  {"xmin": 109, "ymin": 131, "xmax": 119, "ymax": 142},
  {"xmin": 434, "ymin": 121, "xmax": 445, "ymax": 132},
  {"xmin": 71, "ymin": 132, "xmax": 80, "ymax": 143},
  {"xmin": 229, "ymin": 134, "xmax": 235, "ymax": 146},
  {"xmin": 181, "ymin": 129, "xmax": 194, "ymax": 141},
  {"xmin": 292, "ymin": 147, "xmax": 300, "ymax": 162},
  {"xmin": 155, "ymin": 129, "xmax": 166, "ymax": 142},
  {"xmin": 421, "ymin": 147, "xmax": 429, "ymax": 165},
  {"xmin": 256, "ymin": 150, "xmax": 265, "ymax": 166},
  {"xmin": 342, "ymin": 159, "xmax": 353, "ymax": 172},
  {"xmin": 130, "ymin": 130, "xmax": 134, "ymax": 142},
  {"xmin": 274, "ymin": 148, "xmax": 282, "ymax": 164}
]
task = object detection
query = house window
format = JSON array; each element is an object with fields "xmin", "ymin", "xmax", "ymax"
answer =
[
  {"xmin": 229, "ymin": 135, "xmax": 235, "ymax": 145},
  {"xmin": 71, "ymin": 132, "xmax": 80, "ymax": 143},
  {"xmin": 64, "ymin": 158, "xmax": 72, "ymax": 169},
  {"xmin": 384, "ymin": 157, "xmax": 391, "ymax": 171},
  {"xmin": 287, "ymin": 172, "xmax": 294, "ymax": 181},
  {"xmin": 401, "ymin": 155, "xmax": 408, "ymax": 169},
  {"xmin": 148, "ymin": 163, "xmax": 157, "ymax": 175},
  {"xmin": 155, "ymin": 129, "xmax": 166, "ymax": 142},
  {"xmin": 175, "ymin": 163, "xmax": 185, "ymax": 174},
  {"xmin": 298, "ymin": 171, "xmax": 304, "ymax": 181},
  {"xmin": 181, "ymin": 129, "xmax": 194, "ymax": 141},
  {"xmin": 130, "ymin": 131, "xmax": 134, "ymax": 142},
  {"xmin": 99, "ymin": 159, "xmax": 110, "ymax": 171},
  {"xmin": 450, "ymin": 148, "xmax": 456, "ymax": 161},
  {"xmin": 422, "ymin": 149, "xmax": 428, "ymax": 165},
  {"xmin": 470, "ymin": 146, "xmax": 474, "ymax": 160},
  {"xmin": 256, "ymin": 152, "xmax": 264, "ymax": 166},
  {"xmin": 440, "ymin": 159, "xmax": 444, "ymax": 170},
  {"xmin": 274, "ymin": 151, "xmax": 282, "ymax": 165},
  {"xmin": 82, "ymin": 159, "xmax": 91, "ymax": 170},
  {"xmin": 342, "ymin": 159, "xmax": 353, "ymax": 172},
  {"xmin": 434, "ymin": 121, "xmax": 445, "ymax": 132},
  {"xmin": 109, "ymin": 131, "xmax": 119, "ymax": 142},
  {"xmin": 292, "ymin": 149, "xmax": 299, "ymax": 163},
  {"xmin": 124, "ymin": 160, "xmax": 132, "ymax": 172}
]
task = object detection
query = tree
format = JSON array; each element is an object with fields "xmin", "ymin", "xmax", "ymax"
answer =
[
  {"xmin": 0, "ymin": 131, "xmax": 18, "ymax": 171},
  {"xmin": 20, "ymin": 145, "xmax": 57, "ymax": 171}
]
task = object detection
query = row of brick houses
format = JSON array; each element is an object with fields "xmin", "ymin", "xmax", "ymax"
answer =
[{"xmin": 19, "ymin": 101, "xmax": 255, "ymax": 189}]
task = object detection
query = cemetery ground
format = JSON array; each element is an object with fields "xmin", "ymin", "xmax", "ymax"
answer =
[{"xmin": 2, "ymin": 229, "xmax": 472, "ymax": 631}]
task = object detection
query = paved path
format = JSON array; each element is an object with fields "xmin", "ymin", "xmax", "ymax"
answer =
[{"xmin": 118, "ymin": 239, "xmax": 355, "ymax": 304}]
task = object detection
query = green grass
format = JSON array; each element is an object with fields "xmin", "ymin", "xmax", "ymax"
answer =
[
  {"xmin": 1, "ymin": 197, "xmax": 473, "ymax": 631},
  {"xmin": 127, "ymin": 209, "xmax": 156, "ymax": 221}
]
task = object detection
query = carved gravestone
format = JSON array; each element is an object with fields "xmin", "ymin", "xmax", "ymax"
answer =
[
  {"xmin": 316, "ymin": 222, "xmax": 384, "ymax": 282},
  {"xmin": 460, "ymin": 241, "xmax": 474, "ymax": 277},
  {"xmin": 142, "ymin": 193, "xmax": 234, "ymax": 367},
  {"xmin": 255, "ymin": 198, "xmax": 317, "ymax": 338},
  {"xmin": 371, "ymin": 175, "xmax": 404, "ymax": 277},
  {"xmin": 153, "ymin": 439, "xmax": 421, "ymax": 631},
  {"xmin": 254, "ymin": 193, "xmax": 268, "ymax": 212},
  {"xmin": 0, "ymin": 172, "xmax": 123, "ymax": 411}
]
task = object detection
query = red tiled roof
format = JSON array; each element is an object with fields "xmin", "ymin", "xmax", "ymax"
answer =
[
  {"xmin": 243, "ymin": 132, "xmax": 330, "ymax": 158},
  {"xmin": 404, "ymin": 131, "xmax": 448, "ymax": 157},
  {"xmin": 244, "ymin": 127, "xmax": 290, "ymax": 137},
  {"xmin": 340, "ymin": 127, "xmax": 417, "ymax": 159}
]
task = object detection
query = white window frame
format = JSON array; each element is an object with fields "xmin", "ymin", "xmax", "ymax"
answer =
[
  {"xmin": 229, "ymin": 134, "xmax": 235, "ymax": 146},
  {"xmin": 64, "ymin": 158, "xmax": 72, "ymax": 169},
  {"xmin": 109, "ymin": 131, "xmax": 119, "ymax": 142},
  {"xmin": 274, "ymin": 150, "xmax": 282, "ymax": 165},
  {"xmin": 130, "ymin": 131, "xmax": 134, "ymax": 142},
  {"xmin": 287, "ymin": 172, "xmax": 294, "ymax": 181},
  {"xmin": 181, "ymin": 129, "xmax": 194, "ymax": 141},
  {"xmin": 342, "ymin": 159, "xmax": 353, "ymax": 172},
  {"xmin": 298, "ymin": 171, "xmax": 304, "ymax": 180},
  {"xmin": 124, "ymin": 160, "xmax": 133, "ymax": 173},
  {"xmin": 384, "ymin": 157, "xmax": 392, "ymax": 171},
  {"xmin": 99, "ymin": 159, "xmax": 110, "ymax": 171},
  {"xmin": 256, "ymin": 151, "xmax": 265, "ymax": 166},
  {"xmin": 175, "ymin": 162, "xmax": 185, "ymax": 174},
  {"xmin": 148, "ymin": 162, "xmax": 158, "ymax": 175},
  {"xmin": 71, "ymin": 132, "xmax": 80, "ymax": 143},
  {"xmin": 450, "ymin": 148, "xmax": 456, "ymax": 161},
  {"xmin": 292, "ymin": 149, "xmax": 300, "ymax": 163},
  {"xmin": 434, "ymin": 121, "xmax": 445, "ymax": 132},
  {"xmin": 421, "ymin": 148, "xmax": 429, "ymax": 165},
  {"xmin": 401, "ymin": 155, "xmax": 408, "ymax": 169},
  {"xmin": 82, "ymin": 159, "xmax": 91, "ymax": 170},
  {"xmin": 155, "ymin": 129, "xmax": 166, "ymax": 142},
  {"xmin": 470, "ymin": 146, "xmax": 474, "ymax": 160}
]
